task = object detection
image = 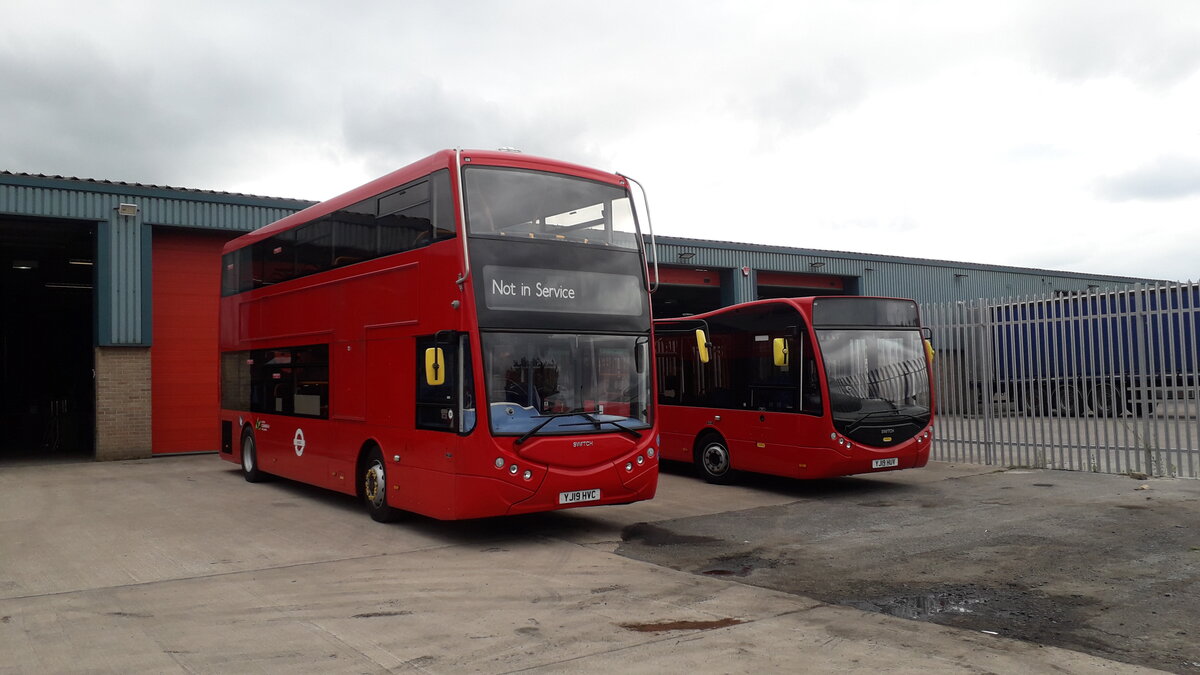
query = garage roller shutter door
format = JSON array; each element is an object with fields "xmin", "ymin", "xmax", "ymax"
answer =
[{"xmin": 151, "ymin": 231, "xmax": 226, "ymax": 454}]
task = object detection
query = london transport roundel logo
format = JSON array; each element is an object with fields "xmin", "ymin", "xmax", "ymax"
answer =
[{"xmin": 294, "ymin": 428, "xmax": 306, "ymax": 456}]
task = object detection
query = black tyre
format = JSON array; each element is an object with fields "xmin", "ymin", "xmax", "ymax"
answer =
[
  {"xmin": 1052, "ymin": 382, "xmax": 1083, "ymax": 417},
  {"xmin": 361, "ymin": 447, "xmax": 402, "ymax": 523},
  {"xmin": 1090, "ymin": 382, "xmax": 1127, "ymax": 418},
  {"xmin": 241, "ymin": 431, "xmax": 266, "ymax": 483},
  {"xmin": 1022, "ymin": 383, "xmax": 1048, "ymax": 416},
  {"xmin": 695, "ymin": 436, "xmax": 736, "ymax": 485}
]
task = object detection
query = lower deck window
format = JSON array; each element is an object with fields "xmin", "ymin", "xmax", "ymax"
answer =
[{"xmin": 220, "ymin": 344, "xmax": 329, "ymax": 419}]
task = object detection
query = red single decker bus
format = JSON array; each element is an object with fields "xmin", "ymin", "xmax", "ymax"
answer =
[
  {"xmin": 218, "ymin": 149, "xmax": 659, "ymax": 520},
  {"xmin": 654, "ymin": 296, "xmax": 934, "ymax": 483}
]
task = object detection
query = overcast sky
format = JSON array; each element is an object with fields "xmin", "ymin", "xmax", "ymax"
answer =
[{"xmin": 3, "ymin": 1, "xmax": 1198, "ymax": 281}]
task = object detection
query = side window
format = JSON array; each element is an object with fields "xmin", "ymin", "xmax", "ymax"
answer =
[
  {"xmin": 460, "ymin": 335, "xmax": 476, "ymax": 434},
  {"xmin": 379, "ymin": 180, "xmax": 434, "ymax": 254},
  {"xmin": 240, "ymin": 345, "xmax": 329, "ymax": 418},
  {"xmin": 748, "ymin": 333, "xmax": 797, "ymax": 412},
  {"xmin": 295, "ymin": 220, "xmax": 332, "ymax": 276},
  {"xmin": 253, "ymin": 348, "xmax": 295, "ymax": 414},
  {"xmin": 220, "ymin": 250, "xmax": 253, "ymax": 297},
  {"xmin": 431, "ymin": 170, "xmax": 455, "ymax": 241},
  {"xmin": 220, "ymin": 351, "xmax": 252, "ymax": 410},
  {"xmin": 260, "ymin": 231, "xmax": 297, "ymax": 286},
  {"xmin": 416, "ymin": 335, "xmax": 458, "ymax": 431},
  {"xmin": 332, "ymin": 207, "xmax": 375, "ymax": 267},
  {"xmin": 655, "ymin": 334, "xmax": 682, "ymax": 405},
  {"xmin": 799, "ymin": 329, "xmax": 822, "ymax": 415},
  {"xmin": 291, "ymin": 346, "xmax": 330, "ymax": 418}
]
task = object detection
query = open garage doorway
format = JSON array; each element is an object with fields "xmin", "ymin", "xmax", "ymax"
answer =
[
  {"xmin": 0, "ymin": 217, "xmax": 96, "ymax": 462},
  {"xmin": 756, "ymin": 270, "xmax": 853, "ymax": 299},
  {"xmin": 652, "ymin": 266, "xmax": 727, "ymax": 318}
]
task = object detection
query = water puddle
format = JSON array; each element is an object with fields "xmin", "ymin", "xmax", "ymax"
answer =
[
  {"xmin": 700, "ymin": 554, "xmax": 784, "ymax": 578},
  {"xmin": 621, "ymin": 618, "xmax": 743, "ymax": 632},
  {"xmin": 621, "ymin": 522, "xmax": 719, "ymax": 546},
  {"xmin": 851, "ymin": 589, "xmax": 985, "ymax": 620}
]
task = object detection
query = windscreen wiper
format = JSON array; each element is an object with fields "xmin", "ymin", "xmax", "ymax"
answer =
[
  {"xmin": 839, "ymin": 408, "xmax": 920, "ymax": 433},
  {"xmin": 514, "ymin": 409, "xmax": 603, "ymax": 446},
  {"xmin": 561, "ymin": 412, "xmax": 644, "ymax": 441}
]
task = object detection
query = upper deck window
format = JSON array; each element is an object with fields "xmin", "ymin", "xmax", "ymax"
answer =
[
  {"xmin": 464, "ymin": 167, "xmax": 638, "ymax": 251},
  {"xmin": 221, "ymin": 170, "xmax": 453, "ymax": 296}
]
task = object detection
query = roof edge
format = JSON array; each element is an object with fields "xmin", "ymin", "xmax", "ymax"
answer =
[
  {"xmin": 652, "ymin": 234, "xmax": 1165, "ymax": 284},
  {"xmin": 0, "ymin": 170, "xmax": 316, "ymax": 210}
]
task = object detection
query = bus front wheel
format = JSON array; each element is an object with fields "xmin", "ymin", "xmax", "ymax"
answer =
[
  {"xmin": 695, "ymin": 437, "xmax": 736, "ymax": 485},
  {"xmin": 361, "ymin": 447, "xmax": 403, "ymax": 523}
]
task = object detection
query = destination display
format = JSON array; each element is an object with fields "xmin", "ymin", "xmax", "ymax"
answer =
[{"xmin": 482, "ymin": 265, "xmax": 644, "ymax": 316}]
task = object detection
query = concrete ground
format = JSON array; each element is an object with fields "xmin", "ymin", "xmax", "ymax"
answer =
[{"xmin": 0, "ymin": 455, "xmax": 1173, "ymax": 674}]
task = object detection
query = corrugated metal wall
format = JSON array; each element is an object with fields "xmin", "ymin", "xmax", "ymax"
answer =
[
  {"xmin": 651, "ymin": 236, "xmax": 1154, "ymax": 306},
  {"xmin": 0, "ymin": 174, "xmax": 311, "ymax": 345}
]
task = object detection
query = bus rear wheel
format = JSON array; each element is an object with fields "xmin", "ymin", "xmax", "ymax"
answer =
[
  {"xmin": 695, "ymin": 436, "xmax": 736, "ymax": 485},
  {"xmin": 241, "ymin": 431, "xmax": 266, "ymax": 483},
  {"xmin": 361, "ymin": 447, "xmax": 402, "ymax": 523}
]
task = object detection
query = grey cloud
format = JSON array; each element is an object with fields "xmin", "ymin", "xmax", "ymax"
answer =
[
  {"xmin": 742, "ymin": 60, "xmax": 868, "ymax": 139},
  {"xmin": 1098, "ymin": 156, "xmax": 1200, "ymax": 201},
  {"xmin": 0, "ymin": 35, "xmax": 311, "ymax": 188},
  {"xmin": 1024, "ymin": 0, "xmax": 1200, "ymax": 87},
  {"xmin": 340, "ymin": 80, "xmax": 617, "ymax": 177}
]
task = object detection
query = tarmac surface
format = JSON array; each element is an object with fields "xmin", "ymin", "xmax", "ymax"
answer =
[{"xmin": 0, "ymin": 454, "xmax": 1190, "ymax": 673}]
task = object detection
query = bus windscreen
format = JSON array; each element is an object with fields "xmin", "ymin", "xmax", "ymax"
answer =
[{"xmin": 464, "ymin": 167, "xmax": 639, "ymax": 250}]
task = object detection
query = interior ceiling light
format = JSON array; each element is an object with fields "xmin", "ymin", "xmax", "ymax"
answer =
[
  {"xmin": 12, "ymin": 260, "xmax": 37, "ymax": 270},
  {"xmin": 69, "ymin": 259, "xmax": 94, "ymax": 266}
]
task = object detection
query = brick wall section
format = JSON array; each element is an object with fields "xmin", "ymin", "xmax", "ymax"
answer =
[{"xmin": 94, "ymin": 346, "xmax": 152, "ymax": 460}]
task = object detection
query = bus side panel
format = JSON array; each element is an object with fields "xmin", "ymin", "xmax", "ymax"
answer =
[
  {"xmin": 293, "ymin": 419, "xmax": 338, "ymax": 489},
  {"xmin": 713, "ymin": 409, "xmax": 761, "ymax": 473},
  {"xmin": 243, "ymin": 414, "xmax": 337, "ymax": 490},
  {"xmin": 739, "ymin": 411, "xmax": 837, "ymax": 477},
  {"xmin": 365, "ymin": 337, "xmax": 410, "ymax": 427},
  {"xmin": 338, "ymin": 263, "xmax": 420, "ymax": 340},
  {"xmin": 444, "ymin": 473, "xmax": 545, "ymax": 520},
  {"xmin": 392, "ymin": 465, "xmax": 460, "ymax": 520},
  {"xmin": 657, "ymin": 405, "xmax": 763, "ymax": 467},
  {"xmin": 333, "ymin": 339, "xmax": 366, "ymax": 421},
  {"xmin": 657, "ymin": 405, "xmax": 713, "ymax": 462},
  {"xmin": 241, "ymin": 285, "xmax": 334, "ymax": 344}
]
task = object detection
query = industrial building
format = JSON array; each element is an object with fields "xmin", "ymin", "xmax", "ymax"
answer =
[{"xmin": 0, "ymin": 170, "xmax": 1154, "ymax": 463}]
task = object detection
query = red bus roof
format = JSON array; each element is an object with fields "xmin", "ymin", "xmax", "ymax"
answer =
[{"xmin": 222, "ymin": 149, "xmax": 627, "ymax": 255}]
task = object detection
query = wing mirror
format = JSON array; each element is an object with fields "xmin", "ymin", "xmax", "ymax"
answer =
[
  {"xmin": 424, "ymin": 347, "xmax": 445, "ymax": 385},
  {"xmin": 772, "ymin": 337, "xmax": 789, "ymax": 367},
  {"xmin": 695, "ymin": 329, "xmax": 711, "ymax": 364}
]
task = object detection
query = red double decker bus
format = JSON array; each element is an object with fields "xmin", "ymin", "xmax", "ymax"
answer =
[
  {"xmin": 654, "ymin": 296, "xmax": 934, "ymax": 483},
  {"xmin": 218, "ymin": 149, "xmax": 659, "ymax": 520}
]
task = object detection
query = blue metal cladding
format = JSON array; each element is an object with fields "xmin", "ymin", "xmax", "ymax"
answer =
[
  {"xmin": 1, "ymin": 174, "xmax": 311, "ymax": 346},
  {"xmin": 650, "ymin": 236, "xmax": 1157, "ymax": 306}
]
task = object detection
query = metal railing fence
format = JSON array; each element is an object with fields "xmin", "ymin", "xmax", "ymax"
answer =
[{"xmin": 921, "ymin": 282, "xmax": 1199, "ymax": 478}]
